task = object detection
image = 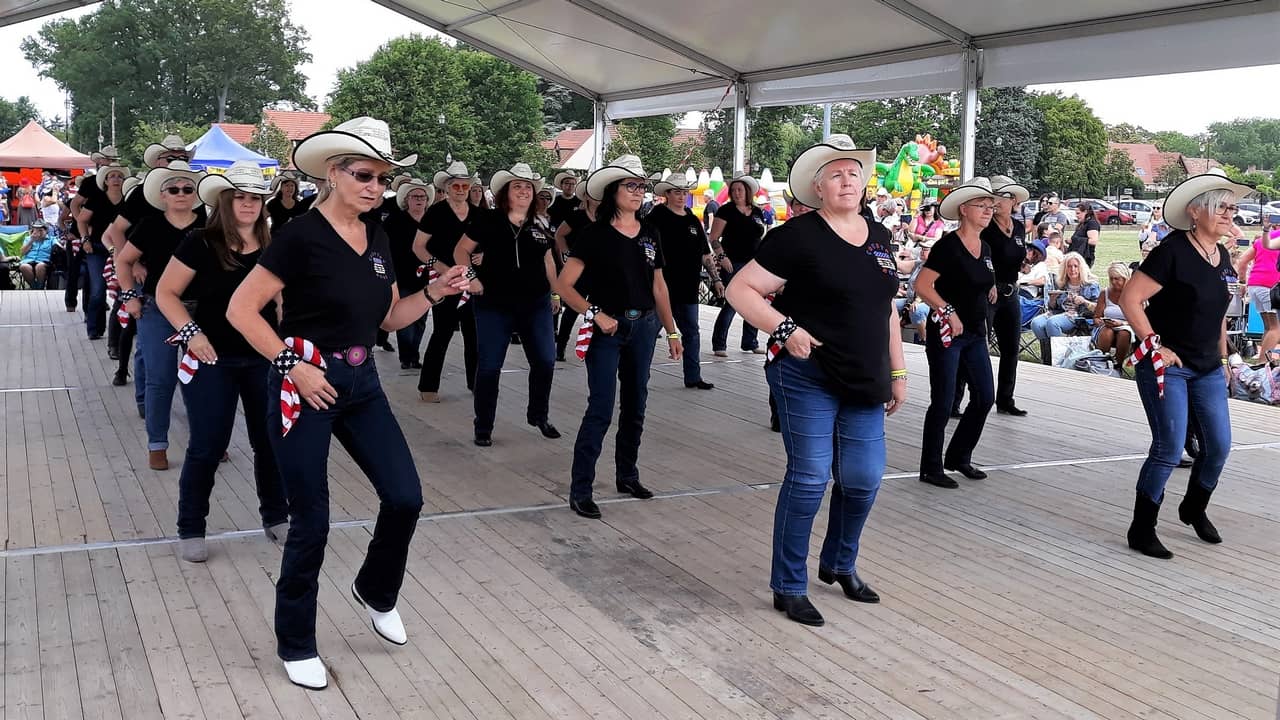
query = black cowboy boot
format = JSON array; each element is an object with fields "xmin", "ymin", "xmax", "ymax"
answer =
[
  {"xmin": 1127, "ymin": 492, "xmax": 1173, "ymax": 559},
  {"xmin": 1177, "ymin": 482, "xmax": 1222, "ymax": 544}
]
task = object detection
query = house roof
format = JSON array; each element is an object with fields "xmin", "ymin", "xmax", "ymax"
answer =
[
  {"xmin": 214, "ymin": 123, "xmax": 256, "ymax": 145},
  {"xmin": 1182, "ymin": 156, "xmax": 1221, "ymax": 175},
  {"xmin": 262, "ymin": 110, "xmax": 332, "ymax": 141},
  {"xmin": 1109, "ymin": 142, "xmax": 1194, "ymax": 186}
]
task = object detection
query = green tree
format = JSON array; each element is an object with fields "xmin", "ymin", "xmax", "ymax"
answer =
[
  {"xmin": 700, "ymin": 105, "xmax": 821, "ymax": 175},
  {"xmin": 1154, "ymin": 159, "xmax": 1188, "ymax": 188},
  {"xmin": 250, "ymin": 121, "xmax": 292, "ymax": 165},
  {"xmin": 0, "ymin": 96, "xmax": 42, "ymax": 140},
  {"xmin": 607, "ymin": 115, "xmax": 678, "ymax": 173},
  {"xmin": 974, "ymin": 87, "xmax": 1043, "ymax": 186},
  {"xmin": 1105, "ymin": 123, "xmax": 1151, "ymax": 144},
  {"xmin": 122, "ymin": 120, "xmax": 205, "ymax": 167},
  {"xmin": 1206, "ymin": 118, "xmax": 1280, "ymax": 169},
  {"xmin": 1099, "ymin": 148, "xmax": 1144, "ymax": 197},
  {"xmin": 538, "ymin": 80, "xmax": 593, "ymax": 134},
  {"xmin": 457, "ymin": 49, "xmax": 544, "ymax": 176},
  {"xmin": 1032, "ymin": 92, "xmax": 1107, "ymax": 194},
  {"xmin": 1041, "ymin": 147, "xmax": 1090, "ymax": 197},
  {"xmin": 831, "ymin": 95, "xmax": 960, "ymax": 163},
  {"xmin": 1150, "ymin": 130, "xmax": 1200, "ymax": 156}
]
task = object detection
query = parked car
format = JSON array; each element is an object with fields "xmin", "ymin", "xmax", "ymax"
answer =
[
  {"xmin": 1236, "ymin": 203, "xmax": 1264, "ymax": 225},
  {"xmin": 1115, "ymin": 199, "xmax": 1153, "ymax": 225},
  {"xmin": 1065, "ymin": 198, "xmax": 1136, "ymax": 225}
]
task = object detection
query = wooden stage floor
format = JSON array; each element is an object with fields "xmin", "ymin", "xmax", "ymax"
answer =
[{"xmin": 1, "ymin": 290, "xmax": 1278, "ymax": 719}]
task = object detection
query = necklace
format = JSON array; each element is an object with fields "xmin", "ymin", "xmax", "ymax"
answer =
[{"xmin": 1188, "ymin": 230, "xmax": 1219, "ymax": 263}]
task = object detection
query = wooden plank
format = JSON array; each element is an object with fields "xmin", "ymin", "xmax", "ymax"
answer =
[
  {"xmin": 35, "ymin": 553, "xmax": 83, "ymax": 720},
  {"xmin": 6, "ymin": 556, "xmax": 43, "ymax": 719}
]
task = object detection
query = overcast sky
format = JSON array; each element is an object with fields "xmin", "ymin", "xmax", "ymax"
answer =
[{"xmin": 2, "ymin": 1, "xmax": 1277, "ymax": 137}]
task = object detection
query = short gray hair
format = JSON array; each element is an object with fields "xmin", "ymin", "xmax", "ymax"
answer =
[{"xmin": 1187, "ymin": 188, "xmax": 1235, "ymax": 221}]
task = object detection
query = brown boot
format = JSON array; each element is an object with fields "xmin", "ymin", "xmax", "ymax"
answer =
[{"xmin": 148, "ymin": 450, "xmax": 169, "ymax": 471}]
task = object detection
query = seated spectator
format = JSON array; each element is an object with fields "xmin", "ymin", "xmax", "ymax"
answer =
[
  {"xmin": 19, "ymin": 219, "xmax": 54, "ymax": 289},
  {"xmin": 908, "ymin": 203, "xmax": 944, "ymax": 245},
  {"xmin": 1044, "ymin": 230, "xmax": 1065, "ymax": 275},
  {"xmin": 1092, "ymin": 262, "xmax": 1134, "ymax": 361},
  {"xmin": 1130, "ymin": 237, "xmax": 1160, "ymax": 273},
  {"xmin": 893, "ymin": 238, "xmax": 933, "ymax": 342},
  {"xmin": 1030, "ymin": 251, "xmax": 1100, "ymax": 363}
]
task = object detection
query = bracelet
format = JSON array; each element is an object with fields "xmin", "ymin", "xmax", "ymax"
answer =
[
  {"xmin": 936, "ymin": 303, "xmax": 955, "ymax": 319},
  {"xmin": 422, "ymin": 286, "xmax": 444, "ymax": 306},
  {"xmin": 550, "ymin": 293, "xmax": 560, "ymax": 301},
  {"xmin": 890, "ymin": 368, "xmax": 908, "ymax": 381},
  {"xmin": 176, "ymin": 321, "xmax": 201, "ymax": 343},
  {"xmin": 118, "ymin": 287, "xmax": 140, "ymax": 303},
  {"xmin": 668, "ymin": 332, "xmax": 681, "ymax": 340},
  {"xmin": 272, "ymin": 348, "xmax": 303, "ymax": 376},
  {"xmin": 770, "ymin": 317, "xmax": 798, "ymax": 347},
  {"xmin": 584, "ymin": 304, "xmax": 600, "ymax": 322},
  {"xmin": 714, "ymin": 252, "xmax": 727, "ymax": 261},
  {"xmin": 1221, "ymin": 357, "xmax": 1230, "ymax": 366},
  {"xmin": 464, "ymin": 266, "xmax": 478, "ymax": 281}
]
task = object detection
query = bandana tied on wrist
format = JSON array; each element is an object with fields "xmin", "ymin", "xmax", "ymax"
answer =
[
  {"xmin": 457, "ymin": 265, "xmax": 477, "ymax": 308},
  {"xmin": 576, "ymin": 305, "xmax": 600, "ymax": 360},
  {"xmin": 415, "ymin": 258, "xmax": 440, "ymax": 284},
  {"xmin": 1128, "ymin": 334, "xmax": 1165, "ymax": 398},
  {"xmin": 278, "ymin": 337, "xmax": 327, "ymax": 436},
  {"xmin": 165, "ymin": 323, "xmax": 206, "ymax": 385},
  {"xmin": 766, "ymin": 318, "xmax": 799, "ymax": 363},
  {"xmin": 931, "ymin": 305, "xmax": 955, "ymax": 348},
  {"xmin": 104, "ymin": 256, "xmax": 119, "ymax": 305}
]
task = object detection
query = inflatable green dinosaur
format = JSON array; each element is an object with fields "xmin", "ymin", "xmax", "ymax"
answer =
[{"xmin": 874, "ymin": 141, "xmax": 936, "ymax": 197}]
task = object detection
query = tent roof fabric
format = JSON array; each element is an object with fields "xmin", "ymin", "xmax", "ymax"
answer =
[
  {"xmin": 187, "ymin": 125, "xmax": 279, "ymax": 171},
  {"xmin": 0, "ymin": 120, "xmax": 93, "ymax": 169}
]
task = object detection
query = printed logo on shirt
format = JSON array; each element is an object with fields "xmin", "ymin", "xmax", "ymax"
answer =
[
  {"xmin": 530, "ymin": 229, "xmax": 548, "ymax": 245},
  {"xmin": 1222, "ymin": 268, "xmax": 1239, "ymax": 294},
  {"xmin": 984, "ymin": 257, "xmax": 995, "ymax": 272},
  {"xmin": 370, "ymin": 251, "xmax": 389, "ymax": 280},
  {"xmin": 688, "ymin": 225, "xmax": 699, "ymax": 236},
  {"xmin": 865, "ymin": 244, "xmax": 898, "ymax": 278},
  {"xmin": 639, "ymin": 238, "xmax": 657, "ymax": 267}
]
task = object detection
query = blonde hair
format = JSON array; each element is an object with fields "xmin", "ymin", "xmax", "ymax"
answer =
[
  {"xmin": 316, "ymin": 154, "xmax": 389, "ymax": 204},
  {"xmin": 1106, "ymin": 261, "xmax": 1131, "ymax": 281},
  {"xmin": 1054, "ymin": 251, "xmax": 1097, "ymax": 286}
]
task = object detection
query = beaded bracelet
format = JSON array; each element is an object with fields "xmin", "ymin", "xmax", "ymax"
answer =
[
  {"xmin": 422, "ymin": 286, "xmax": 445, "ymax": 306},
  {"xmin": 423, "ymin": 257, "xmax": 437, "ymax": 268},
  {"xmin": 770, "ymin": 317, "xmax": 798, "ymax": 347},
  {"xmin": 272, "ymin": 348, "xmax": 303, "ymax": 376},
  {"xmin": 176, "ymin": 321, "xmax": 201, "ymax": 344}
]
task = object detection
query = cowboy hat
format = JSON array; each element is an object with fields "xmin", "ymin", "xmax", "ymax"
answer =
[
  {"xmin": 90, "ymin": 145, "xmax": 120, "ymax": 165},
  {"xmin": 987, "ymin": 174, "xmax": 1031, "ymax": 204},
  {"xmin": 654, "ymin": 174, "xmax": 695, "ymax": 195},
  {"xmin": 395, "ymin": 178, "xmax": 435, "ymax": 210},
  {"xmin": 575, "ymin": 177, "xmax": 593, "ymax": 202},
  {"xmin": 28, "ymin": 217, "xmax": 47, "ymax": 230},
  {"xmin": 122, "ymin": 176, "xmax": 142, "ymax": 199},
  {"xmin": 95, "ymin": 165, "xmax": 131, "ymax": 191},
  {"xmin": 197, "ymin": 160, "xmax": 272, "ymax": 208},
  {"xmin": 388, "ymin": 173, "xmax": 414, "ymax": 192},
  {"xmin": 727, "ymin": 172, "xmax": 760, "ymax": 199},
  {"xmin": 551, "ymin": 170, "xmax": 579, "ymax": 189},
  {"xmin": 787, "ymin": 134, "xmax": 876, "ymax": 209},
  {"xmin": 938, "ymin": 176, "xmax": 999, "ymax": 221},
  {"xmin": 586, "ymin": 154, "xmax": 646, "ymax": 201},
  {"xmin": 142, "ymin": 160, "xmax": 205, "ymax": 210},
  {"xmin": 291, "ymin": 116, "xmax": 418, "ymax": 180},
  {"xmin": 433, "ymin": 160, "xmax": 473, "ymax": 191},
  {"xmin": 1162, "ymin": 168, "xmax": 1255, "ymax": 231},
  {"xmin": 142, "ymin": 135, "xmax": 191, "ymax": 169},
  {"xmin": 271, "ymin": 170, "xmax": 303, "ymax": 194},
  {"xmin": 489, "ymin": 163, "xmax": 543, "ymax": 196}
]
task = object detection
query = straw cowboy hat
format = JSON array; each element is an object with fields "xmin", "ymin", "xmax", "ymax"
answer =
[
  {"xmin": 143, "ymin": 135, "xmax": 191, "ymax": 168},
  {"xmin": 395, "ymin": 178, "xmax": 435, "ymax": 210},
  {"xmin": 291, "ymin": 116, "xmax": 418, "ymax": 180},
  {"xmin": 787, "ymin": 134, "xmax": 876, "ymax": 209},
  {"xmin": 551, "ymin": 170, "xmax": 579, "ymax": 189},
  {"xmin": 1162, "ymin": 168, "xmax": 1254, "ymax": 231},
  {"xmin": 122, "ymin": 175, "xmax": 142, "ymax": 199},
  {"xmin": 388, "ymin": 173, "xmax": 414, "ymax": 192},
  {"xmin": 575, "ymin": 177, "xmax": 592, "ymax": 202},
  {"xmin": 938, "ymin": 176, "xmax": 999, "ymax": 221},
  {"xmin": 586, "ymin": 154, "xmax": 646, "ymax": 201},
  {"xmin": 90, "ymin": 145, "xmax": 120, "ymax": 165},
  {"xmin": 142, "ymin": 160, "xmax": 205, "ymax": 210},
  {"xmin": 95, "ymin": 165, "xmax": 131, "ymax": 191},
  {"xmin": 271, "ymin": 170, "xmax": 303, "ymax": 193},
  {"xmin": 727, "ymin": 171, "xmax": 760, "ymax": 199},
  {"xmin": 655, "ymin": 173, "xmax": 695, "ymax": 195},
  {"xmin": 489, "ymin": 162, "xmax": 543, "ymax": 195},
  {"xmin": 197, "ymin": 160, "xmax": 272, "ymax": 209},
  {"xmin": 987, "ymin": 174, "xmax": 1031, "ymax": 204},
  {"xmin": 432, "ymin": 161, "xmax": 472, "ymax": 191}
]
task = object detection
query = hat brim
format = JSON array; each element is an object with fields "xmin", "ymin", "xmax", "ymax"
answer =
[
  {"xmin": 787, "ymin": 143, "xmax": 877, "ymax": 209},
  {"xmin": 489, "ymin": 170, "xmax": 543, "ymax": 197},
  {"xmin": 728, "ymin": 176, "xmax": 761, "ymax": 200},
  {"xmin": 552, "ymin": 171, "xmax": 578, "ymax": 188},
  {"xmin": 291, "ymin": 130, "xmax": 418, "ymax": 181},
  {"xmin": 1162, "ymin": 173, "xmax": 1255, "ymax": 231},
  {"xmin": 143, "ymin": 167, "xmax": 205, "ymax": 211},
  {"xmin": 198, "ymin": 173, "xmax": 272, "ymax": 209},
  {"xmin": 143, "ymin": 143, "xmax": 190, "ymax": 169},
  {"xmin": 122, "ymin": 177, "xmax": 141, "ymax": 199},
  {"xmin": 396, "ymin": 181, "xmax": 435, "ymax": 210},
  {"xmin": 938, "ymin": 186, "xmax": 998, "ymax": 221},
  {"xmin": 992, "ymin": 182, "xmax": 1031, "ymax": 204},
  {"xmin": 586, "ymin": 165, "xmax": 646, "ymax": 202},
  {"xmin": 96, "ymin": 166, "xmax": 131, "ymax": 190},
  {"xmin": 655, "ymin": 179, "xmax": 695, "ymax": 195},
  {"xmin": 270, "ymin": 173, "xmax": 301, "ymax": 194}
]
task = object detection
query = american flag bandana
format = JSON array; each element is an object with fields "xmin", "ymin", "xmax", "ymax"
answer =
[
  {"xmin": 931, "ymin": 310, "xmax": 953, "ymax": 348},
  {"xmin": 279, "ymin": 337, "xmax": 328, "ymax": 437},
  {"xmin": 1128, "ymin": 334, "xmax": 1165, "ymax": 398},
  {"xmin": 165, "ymin": 332, "xmax": 203, "ymax": 385},
  {"xmin": 575, "ymin": 322, "xmax": 593, "ymax": 360},
  {"xmin": 104, "ymin": 256, "xmax": 119, "ymax": 304},
  {"xmin": 415, "ymin": 259, "xmax": 440, "ymax": 284}
]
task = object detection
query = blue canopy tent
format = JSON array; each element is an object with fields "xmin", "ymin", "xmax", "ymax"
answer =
[{"xmin": 186, "ymin": 125, "xmax": 280, "ymax": 174}]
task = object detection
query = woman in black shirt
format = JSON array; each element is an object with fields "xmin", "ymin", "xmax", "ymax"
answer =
[
  {"xmin": 915, "ymin": 177, "xmax": 999, "ymax": 489},
  {"xmin": 227, "ymin": 117, "xmax": 469, "ymax": 690},
  {"xmin": 709, "ymin": 173, "xmax": 766, "ymax": 354},
  {"xmin": 386, "ymin": 178, "xmax": 434, "ymax": 369},
  {"xmin": 412, "ymin": 160, "xmax": 480, "ymax": 401},
  {"xmin": 266, "ymin": 173, "xmax": 307, "ymax": 230},
  {"xmin": 1069, "ymin": 202, "xmax": 1101, "ymax": 266},
  {"xmin": 547, "ymin": 171, "xmax": 580, "ymax": 231},
  {"xmin": 1118, "ymin": 170, "xmax": 1248, "ymax": 560},
  {"xmin": 76, "ymin": 165, "xmax": 129, "ymax": 340},
  {"xmin": 155, "ymin": 161, "xmax": 286, "ymax": 563},
  {"xmin": 115, "ymin": 161, "xmax": 206, "ymax": 472},
  {"xmin": 453, "ymin": 163, "xmax": 561, "ymax": 446},
  {"xmin": 726, "ymin": 135, "xmax": 906, "ymax": 626},
  {"xmin": 555, "ymin": 155, "xmax": 683, "ymax": 520},
  {"xmin": 553, "ymin": 181, "xmax": 598, "ymax": 361},
  {"xmin": 984, "ymin": 175, "xmax": 1031, "ymax": 415}
]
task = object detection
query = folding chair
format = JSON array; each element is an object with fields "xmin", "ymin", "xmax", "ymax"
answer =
[{"xmin": 987, "ymin": 291, "xmax": 1048, "ymax": 362}]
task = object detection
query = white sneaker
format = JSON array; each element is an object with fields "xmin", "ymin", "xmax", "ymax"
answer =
[
  {"xmin": 351, "ymin": 582, "xmax": 407, "ymax": 645},
  {"xmin": 283, "ymin": 657, "xmax": 327, "ymax": 690}
]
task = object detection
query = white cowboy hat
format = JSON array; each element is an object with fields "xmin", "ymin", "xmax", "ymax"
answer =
[
  {"xmin": 291, "ymin": 116, "xmax": 418, "ymax": 180},
  {"xmin": 575, "ymin": 177, "xmax": 592, "ymax": 202},
  {"xmin": 654, "ymin": 174, "xmax": 695, "ymax": 195},
  {"xmin": 142, "ymin": 160, "xmax": 205, "ymax": 210},
  {"xmin": 389, "ymin": 173, "xmax": 414, "ymax": 192},
  {"xmin": 586, "ymin": 154, "xmax": 646, "ymax": 201},
  {"xmin": 395, "ymin": 178, "xmax": 435, "ymax": 210},
  {"xmin": 90, "ymin": 145, "xmax": 120, "ymax": 165},
  {"xmin": 551, "ymin": 170, "xmax": 579, "ymax": 189},
  {"xmin": 787, "ymin": 134, "xmax": 876, "ymax": 210},
  {"xmin": 1163, "ymin": 168, "xmax": 1255, "ymax": 231},
  {"xmin": 727, "ymin": 172, "xmax": 760, "ymax": 200},
  {"xmin": 938, "ymin": 176, "xmax": 999, "ymax": 221},
  {"xmin": 142, "ymin": 135, "xmax": 191, "ymax": 169},
  {"xmin": 489, "ymin": 162, "xmax": 543, "ymax": 196},
  {"xmin": 987, "ymin": 174, "xmax": 1031, "ymax": 204},
  {"xmin": 122, "ymin": 176, "xmax": 142, "ymax": 199},
  {"xmin": 197, "ymin": 160, "xmax": 272, "ymax": 209},
  {"xmin": 95, "ymin": 165, "xmax": 131, "ymax": 191},
  {"xmin": 433, "ymin": 161, "xmax": 472, "ymax": 190},
  {"xmin": 270, "ymin": 170, "xmax": 302, "ymax": 193}
]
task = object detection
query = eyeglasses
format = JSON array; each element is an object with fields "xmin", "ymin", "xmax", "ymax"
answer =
[
  {"xmin": 1215, "ymin": 203, "xmax": 1239, "ymax": 216},
  {"xmin": 448, "ymin": 182, "xmax": 470, "ymax": 191},
  {"xmin": 163, "ymin": 186, "xmax": 196, "ymax": 195},
  {"xmin": 341, "ymin": 168, "xmax": 395, "ymax": 187},
  {"xmin": 966, "ymin": 204, "xmax": 997, "ymax": 212},
  {"xmin": 620, "ymin": 181, "xmax": 651, "ymax": 194},
  {"xmin": 160, "ymin": 154, "xmax": 189, "ymax": 163}
]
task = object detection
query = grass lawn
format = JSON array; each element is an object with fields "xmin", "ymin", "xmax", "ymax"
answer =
[{"xmin": 1092, "ymin": 228, "xmax": 1142, "ymax": 269}]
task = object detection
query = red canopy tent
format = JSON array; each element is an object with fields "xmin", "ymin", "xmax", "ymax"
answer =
[{"xmin": 0, "ymin": 121, "xmax": 92, "ymax": 169}]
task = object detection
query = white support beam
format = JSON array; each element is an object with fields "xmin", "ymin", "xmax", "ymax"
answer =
[
  {"xmin": 592, "ymin": 101, "xmax": 607, "ymax": 171},
  {"xmin": 444, "ymin": 0, "xmax": 541, "ymax": 32},
  {"xmin": 732, "ymin": 82, "xmax": 748, "ymax": 174},
  {"xmin": 0, "ymin": 0, "xmax": 95, "ymax": 28},
  {"xmin": 959, "ymin": 48, "xmax": 981, "ymax": 181},
  {"xmin": 869, "ymin": 0, "xmax": 971, "ymax": 47},
  {"xmin": 561, "ymin": 0, "xmax": 740, "ymax": 80}
]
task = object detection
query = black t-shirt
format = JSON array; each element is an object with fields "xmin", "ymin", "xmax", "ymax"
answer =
[
  {"xmin": 127, "ymin": 214, "xmax": 203, "ymax": 296},
  {"xmin": 420, "ymin": 201, "xmax": 473, "ymax": 266},
  {"xmin": 171, "ymin": 230, "xmax": 277, "ymax": 359},
  {"xmin": 1069, "ymin": 217, "xmax": 1101, "ymax": 264},
  {"xmin": 76, "ymin": 175, "xmax": 104, "ymax": 207},
  {"xmin": 983, "ymin": 220, "xmax": 1027, "ymax": 285},
  {"xmin": 375, "ymin": 196, "xmax": 402, "ymax": 225},
  {"xmin": 562, "ymin": 209, "xmax": 592, "ymax": 253},
  {"xmin": 385, "ymin": 210, "xmax": 424, "ymax": 294},
  {"xmin": 468, "ymin": 210, "xmax": 553, "ymax": 304},
  {"xmin": 83, "ymin": 192, "xmax": 125, "ymax": 249},
  {"xmin": 647, "ymin": 204, "xmax": 710, "ymax": 305},
  {"xmin": 548, "ymin": 196, "xmax": 580, "ymax": 230},
  {"xmin": 573, "ymin": 220, "xmax": 665, "ymax": 315},
  {"xmin": 714, "ymin": 203, "xmax": 766, "ymax": 263},
  {"xmin": 266, "ymin": 195, "xmax": 308, "ymax": 230},
  {"xmin": 923, "ymin": 231, "xmax": 994, "ymax": 336},
  {"xmin": 1138, "ymin": 231, "xmax": 1234, "ymax": 374},
  {"xmin": 756, "ymin": 213, "xmax": 898, "ymax": 404},
  {"xmin": 258, "ymin": 210, "xmax": 396, "ymax": 350},
  {"xmin": 120, "ymin": 189, "xmax": 207, "ymax": 239}
]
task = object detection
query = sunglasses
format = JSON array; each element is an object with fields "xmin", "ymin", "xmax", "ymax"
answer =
[
  {"xmin": 164, "ymin": 186, "xmax": 196, "ymax": 195},
  {"xmin": 620, "ymin": 181, "xmax": 651, "ymax": 194},
  {"xmin": 341, "ymin": 168, "xmax": 395, "ymax": 187},
  {"xmin": 160, "ymin": 154, "xmax": 189, "ymax": 163}
]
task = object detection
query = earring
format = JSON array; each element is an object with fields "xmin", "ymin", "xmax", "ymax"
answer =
[{"xmin": 328, "ymin": 181, "xmax": 336, "ymax": 191}]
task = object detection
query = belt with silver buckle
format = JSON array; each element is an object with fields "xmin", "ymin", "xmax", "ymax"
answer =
[
  {"xmin": 998, "ymin": 283, "xmax": 1016, "ymax": 297},
  {"xmin": 329, "ymin": 346, "xmax": 370, "ymax": 366}
]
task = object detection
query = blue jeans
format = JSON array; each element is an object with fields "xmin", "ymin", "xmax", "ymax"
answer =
[
  {"xmin": 136, "ymin": 300, "xmax": 178, "ymax": 451},
  {"xmin": 1030, "ymin": 312, "xmax": 1082, "ymax": 340},
  {"xmin": 267, "ymin": 356, "xmax": 423, "ymax": 661},
  {"xmin": 472, "ymin": 295, "xmax": 556, "ymax": 435},
  {"xmin": 176, "ymin": 355, "xmax": 287, "ymax": 538},
  {"xmin": 920, "ymin": 332, "xmax": 994, "ymax": 473},
  {"xmin": 1134, "ymin": 362, "xmax": 1231, "ymax": 503},
  {"xmin": 570, "ymin": 312, "xmax": 660, "ymax": 501},
  {"xmin": 83, "ymin": 251, "xmax": 107, "ymax": 338},
  {"xmin": 712, "ymin": 261, "xmax": 759, "ymax": 351},
  {"xmin": 671, "ymin": 302, "xmax": 704, "ymax": 384},
  {"xmin": 766, "ymin": 355, "xmax": 884, "ymax": 596},
  {"xmin": 396, "ymin": 313, "xmax": 427, "ymax": 365}
]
